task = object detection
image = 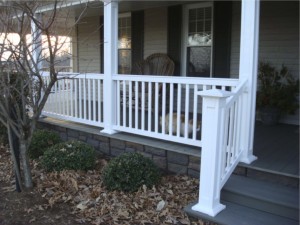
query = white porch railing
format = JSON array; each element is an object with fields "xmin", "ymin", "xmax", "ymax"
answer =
[
  {"xmin": 113, "ymin": 75, "xmax": 239, "ymax": 147},
  {"xmin": 42, "ymin": 73, "xmax": 240, "ymax": 147},
  {"xmin": 42, "ymin": 72, "xmax": 105, "ymax": 127},
  {"xmin": 192, "ymin": 78, "xmax": 249, "ymax": 216}
]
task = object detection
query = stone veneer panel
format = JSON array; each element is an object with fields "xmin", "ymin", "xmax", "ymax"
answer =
[{"xmin": 38, "ymin": 120, "xmax": 201, "ymax": 177}]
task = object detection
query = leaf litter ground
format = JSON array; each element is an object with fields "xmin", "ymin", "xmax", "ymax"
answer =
[{"xmin": 0, "ymin": 145, "xmax": 215, "ymax": 225}]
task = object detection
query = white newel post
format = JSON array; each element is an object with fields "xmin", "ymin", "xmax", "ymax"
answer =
[
  {"xmin": 31, "ymin": 13, "xmax": 42, "ymax": 71},
  {"xmin": 238, "ymin": 0, "xmax": 260, "ymax": 163},
  {"xmin": 101, "ymin": 0, "xmax": 119, "ymax": 134},
  {"xmin": 192, "ymin": 89, "xmax": 232, "ymax": 217}
]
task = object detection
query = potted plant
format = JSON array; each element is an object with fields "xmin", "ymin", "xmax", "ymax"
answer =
[{"xmin": 256, "ymin": 61, "xmax": 299, "ymax": 125}]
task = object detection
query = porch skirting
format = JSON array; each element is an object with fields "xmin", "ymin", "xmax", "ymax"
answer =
[{"xmin": 38, "ymin": 117, "xmax": 201, "ymax": 177}]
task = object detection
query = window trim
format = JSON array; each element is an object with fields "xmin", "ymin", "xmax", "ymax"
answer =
[
  {"xmin": 181, "ymin": 2, "xmax": 214, "ymax": 77},
  {"xmin": 118, "ymin": 12, "xmax": 132, "ymax": 74}
]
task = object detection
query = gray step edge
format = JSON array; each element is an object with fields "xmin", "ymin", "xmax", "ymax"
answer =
[
  {"xmin": 184, "ymin": 201, "xmax": 299, "ymax": 225},
  {"xmin": 222, "ymin": 174, "xmax": 299, "ymax": 209}
]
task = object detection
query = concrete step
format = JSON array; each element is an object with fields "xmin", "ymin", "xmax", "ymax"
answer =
[
  {"xmin": 221, "ymin": 174, "xmax": 299, "ymax": 220},
  {"xmin": 184, "ymin": 174, "xmax": 299, "ymax": 225},
  {"xmin": 185, "ymin": 201, "xmax": 299, "ymax": 225}
]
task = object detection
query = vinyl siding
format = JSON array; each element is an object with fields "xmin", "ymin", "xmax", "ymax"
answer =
[
  {"xmin": 230, "ymin": 1, "xmax": 299, "ymax": 79},
  {"xmin": 144, "ymin": 7, "xmax": 168, "ymax": 58},
  {"xmin": 77, "ymin": 16, "xmax": 101, "ymax": 73}
]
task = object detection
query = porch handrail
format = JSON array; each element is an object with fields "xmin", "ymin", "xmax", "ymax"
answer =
[
  {"xmin": 42, "ymin": 72, "xmax": 241, "ymax": 148},
  {"xmin": 42, "ymin": 72, "xmax": 105, "ymax": 127},
  {"xmin": 192, "ymin": 78, "xmax": 249, "ymax": 216},
  {"xmin": 113, "ymin": 74, "xmax": 239, "ymax": 86},
  {"xmin": 112, "ymin": 74, "xmax": 240, "ymax": 147}
]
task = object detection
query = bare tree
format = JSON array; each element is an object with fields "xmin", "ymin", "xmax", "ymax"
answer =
[{"xmin": 0, "ymin": 0, "xmax": 88, "ymax": 190}]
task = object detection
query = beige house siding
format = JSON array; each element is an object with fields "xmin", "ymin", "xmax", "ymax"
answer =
[
  {"xmin": 144, "ymin": 7, "xmax": 168, "ymax": 58},
  {"xmin": 230, "ymin": 1, "xmax": 299, "ymax": 79},
  {"xmin": 77, "ymin": 16, "xmax": 102, "ymax": 73}
]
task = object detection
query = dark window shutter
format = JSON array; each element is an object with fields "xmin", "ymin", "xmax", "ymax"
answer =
[
  {"xmin": 131, "ymin": 11, "xmax": 144, "ymax": 67},
  {"xmin": 167, "ymin": 5, "xmax": 182, "ymax": 76},
  {"xmin": 100, "ymin": 16, "xmax": 104, "ymax": 73},
  {"xmin": 213, "ymin": 1, "xmax": 232, "ymax": 78}
]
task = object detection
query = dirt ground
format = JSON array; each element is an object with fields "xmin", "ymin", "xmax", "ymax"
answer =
[
  {"xmin": 0, "ymin": 181, "xmax": 88, "ymax": 225},
  {"xmin": 0, "ymin": 145, "xmax": 213, "ymax": 225},
  {"xmin": 0, "ymin": 147, "xmax": 91, "ymax": 225}
]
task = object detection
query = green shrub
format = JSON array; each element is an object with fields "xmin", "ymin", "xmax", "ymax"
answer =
[
  {"xmin": 28, "ymin": 130, "xmax": 61, "ymax": 159},
  {"xmin": 41, "ymin": 140, "xmax": 96, "ymax": 172},
  {"xmin": 102, "ymin": 152, "xmax": 161, "ymax": 192}
]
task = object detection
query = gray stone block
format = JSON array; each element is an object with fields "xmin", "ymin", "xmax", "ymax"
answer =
[
  {"xmin": 55, "ymin": 126, "xmax": 67, "ymax": 132},
  {"xmin": 126, "ymin": 142, "xmax": 144, "ymax": 151},
  {"xmin": 67, "ymin": 137, "xmax": 78, "ymax": 141},
  {"xmin": 167, "ymin": 151, "xmax": 188, "ymax": 166},
  {"xmin": 125, "ymin": 148, "xmax": 136, "ymax": 153},
  {"xmin": 168, "ymin": 163, "xmax": 187, "ymax": 175},
  {"xmin": 99, "ymin": 142, "xmax": 110, "ymax": 155},
  {"xmin": 80, "ymin": 132, "xmax": 92, "ymax": 139},
  {"xmin": 59, "ymin": 133, "xmax": 67, "ymax": 141},
  {"xmin": 94, "ymin": 135, "xmax": 110, "ymax": 142},
  {"xmin": 188, "ymin": 169, "xmax": 200, "ymax": 178},
  {"xmin": 153, "ymin": 156, "xmax": 167, "ymax": 170},
  {"xmin": 79, "ymin": 135, "xmax": 87, "ymax": 141},
  {"xmin": 145, "ymin": 146, "xmax": 166, "ymax": 156},
  {"xmin": 188, "ymin": 162, "xmax": 200, "ymax": 171},
  {"xmin": 110, "ymin": 139, "xmax": 125, "ymax": 149},
  {"xmin": 189, "ymin": 155, "xmax": 200, "ymax": 164},
  {"xmin": 87, "ymin": 138, "xmax": 99, "ymax": 148},
  {"xmin": 110, "ymin": 147, "xmax": 125, "ymax": 157},
  {"xmin": 68, "ymin": 129, "xmax": 79, "ymax": 138},
  {"xmin": 139, "ymin": 152, "xmax": 152, "ymax": 159}
]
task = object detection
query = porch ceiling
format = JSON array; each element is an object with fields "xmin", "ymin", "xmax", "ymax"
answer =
[
  {"xmin": 70, "ymin": 0, "xmax": 197, "ymax": 17},
  {"xmin": 0, "ymin": 1, "xmax": 201, "ymax": 35}
]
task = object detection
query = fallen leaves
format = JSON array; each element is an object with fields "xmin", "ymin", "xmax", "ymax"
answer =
[
  {"xmin": 32, "ymin": 159, "xmax": 203, "ymax": 225},
  {"xmin": 1, "ymin": 145, "xmax": 212, "ymax": 225}
]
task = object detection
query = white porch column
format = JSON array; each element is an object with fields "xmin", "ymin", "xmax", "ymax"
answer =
[
  {"xmin": 238, "ymin": 0, "xmax": 260, "ymax": 163},
  {"xmin": 192, "ymin": 89, "xmax": 232, "ymax": 217},
  {"xmin": 31, "ymin": 13, "xmax": 43, "ymax": 71},
  {"xmin": 101, "ymin": 0, "xmax": 119, "ymax": 134}
]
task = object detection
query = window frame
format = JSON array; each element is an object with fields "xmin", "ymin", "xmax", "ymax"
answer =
[
  {"xmin": 181, "ymin": 2, "xmax": 214, "ymax": 77},
  {"xmin": 118, "ymin": 12, "xmax": 132, "ymax": 74}
]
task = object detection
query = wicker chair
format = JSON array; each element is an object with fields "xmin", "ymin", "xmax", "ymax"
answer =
[
  {"xmin": 132, "ymin": 53, "xmax": 175, "ymax": 110},
  {"xmin": 133, "ymin": 53, "xmax": 175, "ymax": 76}
]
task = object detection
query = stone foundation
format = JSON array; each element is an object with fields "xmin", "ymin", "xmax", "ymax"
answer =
[{"xmin": 38, "ymin": 119, "xmax": 201, "ymax": 178}]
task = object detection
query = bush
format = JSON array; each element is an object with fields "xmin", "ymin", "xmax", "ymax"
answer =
[
  {"xmin": 28, "ymin": 130, "xmax": 61, "ymax": 159},
  {"xmin": 41, "ymin": 140, "xmax": 96, "ymax": 172},
  {"xmin": 102, "ymin": 152, "xmax": 161, "ymax": 192}
]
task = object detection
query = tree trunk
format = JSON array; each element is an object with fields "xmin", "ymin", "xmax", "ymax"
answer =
[
  {"xmin": 7, "ymin": 125, "xmax": 22, "ymax": 192},
  {"xmin": 20, "ymin": 140, "xmax": 33, "ymax": 189}
]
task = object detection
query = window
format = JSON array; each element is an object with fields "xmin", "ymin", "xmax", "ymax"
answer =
[
  {"xmin": 182, "ymin": 3, "xmax": 213, "ymax": 77},
  {"xmin": 118, "ymin": 14, "xmax": 131, "ymax": 74}
]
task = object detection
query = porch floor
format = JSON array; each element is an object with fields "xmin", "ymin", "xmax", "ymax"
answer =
[
  {"xmin": 40, "ymin": 117, "xmax": 299, "ymax": 179},
  {"xmin": 242, "ymin": 122, "xmax": 299, "ymax": 179}
]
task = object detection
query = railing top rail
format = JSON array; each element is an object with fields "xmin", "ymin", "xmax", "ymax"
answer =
[
  {"xmin": 226, "ymin": 78, "xmax": 248, "ymax": 106},
  {"xmin": 113, "ymin": 74, "xmax": 239, "ymax": 86},
  {"xmin": 41, "ymin": 72, "xmax": 104, "ymax": 79}
]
